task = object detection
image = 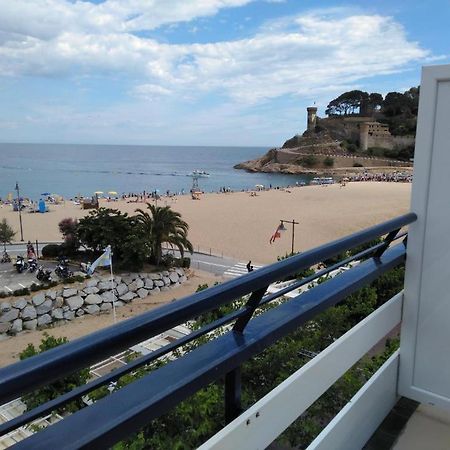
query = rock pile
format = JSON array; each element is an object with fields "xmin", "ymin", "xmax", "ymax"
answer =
[{"xmin": 0, "ymin": 269, "xmax": 188, "ymax": 336}]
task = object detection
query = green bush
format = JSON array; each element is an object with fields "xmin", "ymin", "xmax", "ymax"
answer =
[
  {"xmin": 300, "ymin": 154, "xmax": 318, "ymax": 168},
  {"xmin": 323, "ymin": 156, "xmax": 334, "ymax": 167},
  {"xmin": 347, "ymin": 143, "xmax": 358, "ymax": 153},
  {"xmin": 42, "ymin": 244, "xmax": 62, "ymax": 258},
  {"xmin": 13, "ymin": 288, "xmax": 30, "ymax": 296}
]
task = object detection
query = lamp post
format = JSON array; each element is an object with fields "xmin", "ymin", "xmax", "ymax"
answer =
[
  {"xmin": 279, "ymin": 219, "xmax": 299, "ymax": 255},
  {"xmin": 15, "ymin": 182, "xmax": 24, "ymax": 241}
]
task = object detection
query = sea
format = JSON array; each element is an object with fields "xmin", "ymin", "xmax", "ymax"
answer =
[{"xmin": 0, "ymin": 143, "xmax": 311, "ymax": 200}]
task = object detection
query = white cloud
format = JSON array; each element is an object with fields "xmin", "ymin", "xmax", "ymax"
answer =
[{"xmin": 0, "ymin": 3, "xmax": 429, "ymax": 108}]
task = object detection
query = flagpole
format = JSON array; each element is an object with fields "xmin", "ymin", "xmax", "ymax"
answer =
[{"xmin": 109, "ymin": 251, "xmax": 116, "ymax": 323}]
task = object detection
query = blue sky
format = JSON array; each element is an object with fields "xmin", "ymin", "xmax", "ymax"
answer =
[{"xmin": 0, "ymin": 0, "xmax": 448, "ymax": 146}]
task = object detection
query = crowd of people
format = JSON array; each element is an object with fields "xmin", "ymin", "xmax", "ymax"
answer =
[{"xmin": 347, "ymin": 171, "xmax": 412, "ymax": 183}]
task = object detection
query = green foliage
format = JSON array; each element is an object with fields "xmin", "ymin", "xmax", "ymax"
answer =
[
  {"xmin": 13, "ymin": 287, "xmax": 30, "ymax": 296},
  {"xmin": 77, "ymin": 208, "xmax": 147, "ymax": 271},
  {"xmin": 41, "ymin": 244, "xmax": 62, "ymax": 258},
  {"xmin": 323, "ymin": 156, "xmax": 334, "ymax": 167},
  {"xmin": 0, "ymin": 218, "xmax": 15, "ymax": 251},
  {"xmin": 19, "ymin": 333, "xmax": 90, "ymax": 413},
  {"xmin": 371, "ymin": 265, "xmax": 405, "ymax": 306},
  {"xmin": 135, "ymin": 204, "xmax": 193, "ymax": 267},
  {"xmin": 299, "ymin": 154, "xmax": 318, "ymax": 168}
]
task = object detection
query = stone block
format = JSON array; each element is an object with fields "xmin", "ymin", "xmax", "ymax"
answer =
[
  {"xmin": 119, "ymin": 292, "xmax": 136, "ymax": 302},
  {"xmin": 13, "ymin": 298, "xmax": 28, "ymax": 310},
  {"xmin": 54, "ymin": 297, "xmax": 64, "ymax": 308},
  {"xmin": 46, "ymin": 290, "xmax": 57, "ymax": 300},
  {"xmin": 85, "ymin": 304, "xmax": 100, "ymax": 315},
  {"xmin": 0, "ymin": 308, "xmax": 19, "ymax": 323},
  {"xmin": 169, "ymin": 272, "xmax": 179, "ymax": 283},
  {"xmin": 98, "ymin": 281, "xmax": 114, "ymax": 292},
  {"xmin": 162, "ymin": 277, "xmax": 171, "ymax": 286},
  {"xmin": 36, "ymin": 299, "xmax": 52, "ymax": 315},
  {"xmin": 150, "ymin": 287, "xmax": 160, "ymax": 295},
  {"xmin": 76, "ymin": 309, "xmax": 85, "ymax": 317},
  {"xmin": 0, "ymin": 322, "xmax": 11, "ymax": 333},
  {"xmin": 66, "ymin": 296, "xmax": 84, "ymax": 310},
  {"xmin": 83, "ymin": 286, "xmax": 100, "ymax": 295},
  {"xmin": 148, "ymin": 273, "xmax": 161, "ymax": 280},
  {"xmin": 162, "ymin": 271, "xmax": 169, "ymax": 277},
  {"xmin": 100, "ymin": 303, "xmax": 113, "ymax": 312},
  {"xmin": 21, "ymin": 305, "xmax": 37, "ymax": 320},
  {"xmin": 175, "ymin": 268, "xmax": 184, "ymax": 277},
  {"xmin": 37, "ymin": 314, "xmax": 52, "ymax": 326},
  {"xmin": 86, "ymin": 279, "xmax": 99, "ymax": 288},
  {"xmin": 63, "ymin": 311, "xmax": 75, "ymax": 321},
  {"xmin": 137, "ymin": 288, "xmax": 148, "ymax": 299},
  {"xmin": 116, "ymin": 283, "xmax": 128, "ymax": 296},
  {"xmin": 161, "ymin": 286, "xmax": 170, "ymax": 292},
  {"xmin": 63, "ymin": 288, "xmax": 78, "ymax": 298},
  {"xmin": 179, "ymin": 275, "xmax": 187, "ymax": 283},
  {"xmin": 135, "ymin": 278, "xmax": 144, "ymax": 289},
  {"xmin": 101, "ymin": 291, "xmax": 117, "ymax": 303},
  {"xmin": 144, "ymin": 278, "xmax": 154, "ymax": 289},
  {"xmin": 23, "ymin": 319, "xmax": 38, "ymax": 330},
  {"xmin": 0, "ymin": 302, "xmax": 11, "ymax": 313},
  {"xmin": 32, "ymin": 293, "xmax": 46, "ymax": 306},
  {"xmin": 128, "ymin": 281, "xmax": 139, "ymax": 292},
  {"xmin": 52, "ymin": 308, "xmax": 64, "ymax": 320},
  {"xmin": 155, "ymin": 280, "xmax": 164, "ymax": 287},
  {"xmin": 84, "ymin": 294, "xmax": 102, "ymax": 305},
  {"xmin": 10, "ymin": 319, "xmax": 23, "ymax": 334},
  {"xmin": 114, "ymin": 300, "xmax": 125, "ymax": 308}
]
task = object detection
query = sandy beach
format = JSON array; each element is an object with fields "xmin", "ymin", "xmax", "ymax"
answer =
[{"xmin": 1, "ymin": 182, "xmax": 411, "ymax": 264}]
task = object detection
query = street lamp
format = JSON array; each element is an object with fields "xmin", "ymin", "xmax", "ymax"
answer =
[
  {"xmin": 15, "ymin": 182, "xmax": 24, "ymax": 242},
  {"xmin": 279, "ymin": 219, "xmax": 299, "ymax": 255}
]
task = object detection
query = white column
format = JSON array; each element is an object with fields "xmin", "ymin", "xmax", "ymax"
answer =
[{"xmin": 399, "ymin": 64, "xmax": 450, "ymax": 410}]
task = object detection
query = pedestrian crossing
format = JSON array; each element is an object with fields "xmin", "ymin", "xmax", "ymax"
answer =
[{"xmin": 223, "ymin": 262, "xmax": 263, "ymax": 278}]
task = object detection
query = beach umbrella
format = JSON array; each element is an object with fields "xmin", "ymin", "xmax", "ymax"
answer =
[
  {"xmin": 108, "ymin": 191, "xmax": 118, "ymax": 196},
  {"xmin": 94, "ymin": 191, "xmax": 104, "ymax": 195}
]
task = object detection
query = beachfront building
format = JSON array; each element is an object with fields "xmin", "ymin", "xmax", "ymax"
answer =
[{"xmin": 0, "ymin": 64, "xmax": 449, "ymax": 448}]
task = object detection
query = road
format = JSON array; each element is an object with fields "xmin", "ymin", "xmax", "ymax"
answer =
[{"xmin": 0, "ymin": 245, "xmax": 265, "ymax": 294}]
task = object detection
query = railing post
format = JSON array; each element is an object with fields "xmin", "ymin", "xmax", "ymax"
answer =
[
  {"xmin": 225, "ymin": 366, "xmax": 242, "ymax": 423},
  {"xmin": 234, "ymin": 287, "xmax": 267, "ymax": 333}
]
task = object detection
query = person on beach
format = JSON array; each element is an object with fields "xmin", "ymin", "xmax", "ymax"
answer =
[{"xmin": 246, "ymin": 261, "xmax": 254, "ymax": 272}]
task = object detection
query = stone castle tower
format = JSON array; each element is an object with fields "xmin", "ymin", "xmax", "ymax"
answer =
[{"xmin": 307, "ymin": 106, "xmax": 318, "ymax": 132}]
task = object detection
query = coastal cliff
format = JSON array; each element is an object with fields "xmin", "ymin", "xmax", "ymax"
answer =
[{"xmin": 235, "ymin": 89, "xmax": 417, "ymax": 175}]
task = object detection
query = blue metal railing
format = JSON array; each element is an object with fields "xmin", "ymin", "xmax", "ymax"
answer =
[{"xmin": 0, "ymin": 212, "xmax": 416, "ymax": 449}]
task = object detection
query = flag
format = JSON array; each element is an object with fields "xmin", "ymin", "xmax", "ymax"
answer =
[
  {"xmin": 269, "ymin": 224, "xmax": 282, "ymax": 244},
  {"xmin": 87, "ymin": 245, "xmax": 112, "ymax": 275}
]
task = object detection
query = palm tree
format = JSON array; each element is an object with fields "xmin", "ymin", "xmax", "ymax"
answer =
[{"xmin": 135, "ymin": 204, "xmax": 193, "ymax": 266}]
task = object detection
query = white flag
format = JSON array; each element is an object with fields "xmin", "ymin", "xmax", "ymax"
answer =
[{"xmin": 87, "ymin": 245, "xmax": 112, "ymax": 275}]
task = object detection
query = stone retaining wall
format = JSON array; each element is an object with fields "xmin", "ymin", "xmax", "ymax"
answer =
[{"xmin": 0, "ymin": 268, "xmax": 188, "ymax": 337}]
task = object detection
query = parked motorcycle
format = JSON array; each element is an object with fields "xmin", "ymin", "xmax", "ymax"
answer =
[
  {"xmin": 55, "ymin": 257, "xmax": 73, "ymax": 279},
  {"xmin": 14, "ymin": 256, "xmax": 28, "ymax": 273},
  {"xmin": 36, "ymin": 266, "xmax": 52, "ymax": 282},
  {"xmin": 28, "ymin": 258, "xmax": 38, "ymax": 273},
  {"xmin": 0, "ymin": 251, "xmax": 11, "ymax": 263}
]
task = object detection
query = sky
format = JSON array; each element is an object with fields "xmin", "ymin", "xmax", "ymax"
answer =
[{"xmin": 0, "ymin": 0, "xmax": 448, "ymax": 147}]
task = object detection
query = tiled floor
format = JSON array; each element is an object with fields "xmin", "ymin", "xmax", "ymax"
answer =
[{"xmin": 393, "ymin": 404, "xmax": 450, "ymax": 450}]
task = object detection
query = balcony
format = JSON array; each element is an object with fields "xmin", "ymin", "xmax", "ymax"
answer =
[{"xmin": 0, "ymin": 64, "xmax": 449, "ymax": 449}]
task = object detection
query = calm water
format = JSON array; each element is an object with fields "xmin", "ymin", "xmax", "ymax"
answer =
[{"xmin": 0, "ymin": 143, "xmax": 310, "ymax": 200}]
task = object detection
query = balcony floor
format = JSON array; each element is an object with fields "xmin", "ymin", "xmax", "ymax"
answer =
[{"xmin": 393, "ymin": 404, "xmax": 450, "ymax": 450}]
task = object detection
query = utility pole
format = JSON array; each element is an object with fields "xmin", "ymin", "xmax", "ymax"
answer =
[{"xmin": 15, "ymin": 182, "xmax": 24, "ymax": 242}]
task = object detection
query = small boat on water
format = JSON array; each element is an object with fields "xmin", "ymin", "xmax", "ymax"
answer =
[
  {"xmin": 187, "ymin": 170, "xmax": 210, "ymax": 178},
  {"xmin": 310, "ymin": 177, "xmax": 334, "ymax": 185}
]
